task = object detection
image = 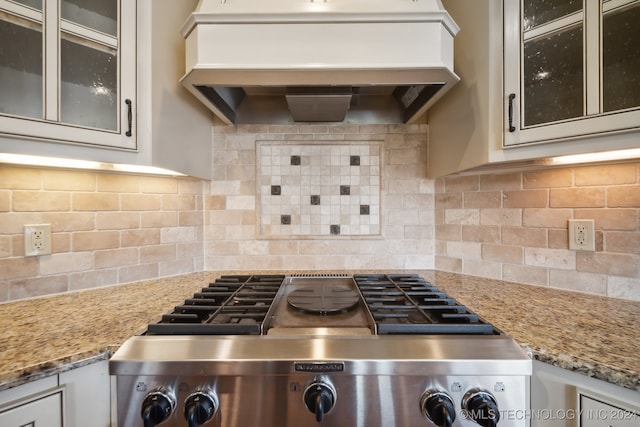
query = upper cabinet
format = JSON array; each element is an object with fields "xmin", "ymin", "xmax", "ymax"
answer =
[
  {"xmin": 0, "ymin": 0, "xmax": 136, "ymax": 149},
  {"xmin": 504, "ymin": 0, "xmax": 640, "ymax": 146},
  {"xmin": 428, "ymin": 0, "xmax": 640, "ymax": 178}
]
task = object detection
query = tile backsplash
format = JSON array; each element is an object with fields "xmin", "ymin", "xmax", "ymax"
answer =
[{"xmin": 1, "ymin": 125, "xmax": 639, "ymax": 303}]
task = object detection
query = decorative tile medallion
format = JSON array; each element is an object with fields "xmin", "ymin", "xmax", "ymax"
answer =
[{"xmin": 257, "ymin": 142, "xmax": 381, "ymax": 238}]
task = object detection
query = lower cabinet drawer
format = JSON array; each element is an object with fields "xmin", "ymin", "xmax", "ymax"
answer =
[
  {"xmin": 580, "ymin": 394, "xmax": 639, "ymax": 427},
  {"xmin": 0, "ymin": 389, "xmax": 63, "ymax": 427}
]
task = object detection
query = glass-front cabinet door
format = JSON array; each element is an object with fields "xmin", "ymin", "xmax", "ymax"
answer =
[
  {"xmin": 0, "ymin": 0, "xmax": 136, "ymax": 150},
  {"xmin": 504, "ymin": 0, "xmax": 640, "ymax": 147}
]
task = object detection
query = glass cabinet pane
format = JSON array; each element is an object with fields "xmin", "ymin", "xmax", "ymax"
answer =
[
  {"xmin": 0, "ymin": 16, "xmax": 43, "ymax": 119},
  {"xmin": 60, "ymin": 37, "xmax": 117, "ymax": 130},
  {"xmin": 603, "ymin": 2, "xmax": 640, "ymax": 112},
  {"xmin": 11, "ymin": 0, "xmax": 42, "ymax": 10},
  {"xmin": 524, "ymin": 0, "xmax": 582, "ymax": 30},
  {"xmin": 523, "ymin": 25, "xmax": 584, "ymax": 126},
  {"xmin": 61, "ymin": 0, "xmax": 117, "ymax": 36}
]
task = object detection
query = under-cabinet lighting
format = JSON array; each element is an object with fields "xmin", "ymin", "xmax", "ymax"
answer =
[
  {"xmin": 0, "ymin": 153, "xmax": 186, "ymax": 176},
  {"xmin": 548, "ymin": 148, "xmax": 640, "ymax": 166}
]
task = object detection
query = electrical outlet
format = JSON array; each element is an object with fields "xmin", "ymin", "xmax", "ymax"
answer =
[
  {"xmin": 568, "ymin": 219, "xmax": 595, "ymax": 251},
  {"xmin": 24, "ymin": 224, "xmax": 52, "ymax": 256}
]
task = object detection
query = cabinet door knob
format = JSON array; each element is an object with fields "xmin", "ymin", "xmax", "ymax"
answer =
[
  {"xmin": 125, "ymin": 99, "xmax": 133, "ymax": 137},
  {"xmin": 508, "ymin": 93, "xmax": 516, "ymax": 132}
]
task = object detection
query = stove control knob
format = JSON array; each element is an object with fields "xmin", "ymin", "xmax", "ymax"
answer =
[
  {"xmin": 141, "ymin": 389, "xmax": 176, "ymax": 427},
  {"xmin": 304, "ymin": 381, "xmax": 336, "ymax": 422},
  {"xmin": 421, "ymin": 390, "xmax": 456, "ymax": 427},
  {"xmin": 184, "ymin": 390, "xmax": 218, "ymax": 427},
  {"xmin": 462, "ymin": 389, "xmax": 500, "ymax": 427}
]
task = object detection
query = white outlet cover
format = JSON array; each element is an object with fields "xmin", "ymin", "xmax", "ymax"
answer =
[
  {"xmin": 568, "ymin": 219, "xmax": 595, "ymax": 251},
  {"xmin": 24, "ymin": 224, "xmax": 52, "ymax": 256}
]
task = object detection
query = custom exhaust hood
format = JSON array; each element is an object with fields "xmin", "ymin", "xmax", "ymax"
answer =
[{"xmin": 180, "ymin": 0, "xmax": 460, "ymax": 125}]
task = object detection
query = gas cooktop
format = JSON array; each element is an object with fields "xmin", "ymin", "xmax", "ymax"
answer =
[{"xmin": 146, "ymin": 274, "xmax": 499, "ymax": 336}]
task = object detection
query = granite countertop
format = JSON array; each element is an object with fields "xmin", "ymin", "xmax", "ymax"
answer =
[{"xmin": 1, "ymin": 270, "xmax": 639, "ymax": 392}]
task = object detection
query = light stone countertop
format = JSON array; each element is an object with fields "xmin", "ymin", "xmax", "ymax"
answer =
[{"xmin": 1, "ymin": 271, "xmax": 638, "ymax": 392}]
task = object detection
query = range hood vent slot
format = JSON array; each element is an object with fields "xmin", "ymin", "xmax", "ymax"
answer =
[{"xmin": 285, "ymin": 87, "xmax": 353, "ymax": 122}]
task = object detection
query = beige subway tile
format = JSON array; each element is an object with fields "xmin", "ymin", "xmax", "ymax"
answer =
[
  {"xmin": 522, "ymin": 208, "xmax": 572, "ymax": 228},
  {"xmin": 577, "ymin": 252, "xmax": 638, "ymax": 277},
  {"xmin": 575, "ymin": 163, "xmax": 637, "ymax": 186},
  {"xmin": 435, "ymin": 255, "xmax": 463, "ymax": 273},
  {"xmin": 121, "ymin": 229, "xmax": 161, "ymax": 247},
  {"xmin": 177, "ymin": 241, "xmax": 204, "ymax": 258},
  {"xmin": 140, "ymin": 244, "xmax": 176, "ymax": 263},
  {"xmin": 178, "ymin": 211, "xmax": 203, "ymax": 227},
  {"xmin": 73, "ymin": 193, "xmax": 119, "ymax": 211},
  {"xmin": 444, "ymin": 175, "xmax": 479, "ymax": 192},
  {"xmin": 503, "ymin": 190, "xmax": 548, "ymax": 208},
  {"xmin": 95, "ymin": 247, "xmax": 139, "ymax": 269},
  {"xmin": 404, "ymin": 225, "xmax": 434, "ymax": 239},
  {"xmin": 525, "ymin": 247, "xmax": 576, "ymax": 270},
  {"xmin": 40, "ymin": 252, "xmax": 92, "ymax": 275},
  {"xmin": 464, "ymin": 191, "xmax": 501, "ymax": 208},
  {"xmin": 503, "ymin": 264, "xmax": 548, "ymax": 286},
  {"xmin": 118, "ymin": 263, "xmax": 159, "ymax": 283},
  {"xmin": 0, "ymin": 282, "xmax": 7, "ymax": 302},
  {"xmin": 10, "ymin": 276, "xmax": 68, "ymax": 299},
  {"xmin": 462, "ymin": 225, "xmax": 500, "ymax": 243},
  {"xmin": 446, "ymin": 241, "xmax": 482, "ymax": 260},
  {"xmin": 161, "ymin": 226, "xmax": 197, "ymax": 243},
  {"xmin": 523, "ymin": 168, "xmax": 572, "ymax": 188},
  {"xmin": 13, "ymin": 191, "xmax": 70, "ymax": 211},
  {"xmin": 178, "ymin": 178, "xmax": 204, "ymax": 195},
  {"xmin": 574, "ymin": 208, "xmax": 636, "ymax": 230},
  {"xmin": 548, "ymin": 229, "xmax": 568, "ymax": 249},
  {"xmin": 52, "ymin": 232, "xmax": 70, "ymax": 253},
  {"xmin": 445, "ymin": 209, "xmax": 480, "ymax": 225},
  {"xmin": 403, "ymin": 194, "xmax": 433, "ymax": 210},
  {"xmin": 480, "ymin": 173, "xmax": 522, "ymax": 190},
  {"xmin": 463, "ymin": 259, "xmax": 502, "ymax": 279},
  {"xmin": 73, "ymin": 231, "xmax": 120, "ymax": 251},
  {"xmin": 550, "ymin": 188, "xmax": 605, "ymax": 208},
  {"xmin": 434, "ymin": 177, "xmax": 445, "ymax": 193},
  {"xmin": 0, "ymin": 167, "xmax": 41, "ymax": 189},
  {"xmin": 606, "ymin": 231, "xmax": 640, "ymax": 254},
  {"xmin": 141, "ymin": 212, "xmax": 178, "ymax": 228},
  {"xmin": 97, "ymin": 174, "xmax": 140, "ymax": 193},
  {"xmin": 0, "ymin": 191, "xmax": 9, "ymax": 211},
  {"xmin": 206, "ymin": 240, "xmax": 240, "ymax": 256},
  {"xmin": 549, "ymin": 269, "xmax": 606, "ymax": 295},
  {"xmin": 42, "ymin": 170, "xmax": 95, "ymax": 191},
  {"xmin": 159, "ymin": 259, "xmax": 197, "ymax": 277},
  {"xmin": 44, "ymin": 212, "xmax": 95, "ymax": 232},
  {"xmin": 389, "ymin": 149, "xmax": 420, "ymax": 165},
  {"xmin": 608, "ymin": 185, "xmax": 640, "ymax": 207},
  {"xmin": 163, "ymin": 195, "xmax": 197, "ymax": 211},
  {"xmin": 0, "ymin": 212, "xmax": 42, "ymax": 234},
  {"xmin": 0, "ymin": 235, "xmax": 11, "ymax": 257},
  {"xmin": 237, "ymin": 124, "xmax": 269, "ymax": 134},
  {"xmin": 0, "ymin": 257, "xmax": 39, "ymax": 279},
  {"xmin": 480, "ymin": 209, "xmax": 522, "ymax": 226},
  {"xmin": 68, "ymin": 269, "xmax": 118, "ymax": 291},
  {"xmin": 607, "ymin": 276, "xmax": 640, "ymax": 300},
  {"xmin": 96, "ymin": 212, "xmax": 140, "ymax": 230},
  {"xmin": 141, "ymin": 176, "xmax": 178, "ymax": 194},
  {"xmin": 435, "ymin": 224, "xmax": 462, "ymax": 241},
  {"xmin": 121, "ymin": 194, "xmax": 162, "ymax": 211},
  {"xmin": 482, "ymin": 244, "xmax": 523, "ymax": 264},
  {"xmin": 268, "ymin": 124, "xmax": 299, "ymax": 134},
  {"xmin": 435, "ymin": 193, "xmax": 462, "ymax": 209}
]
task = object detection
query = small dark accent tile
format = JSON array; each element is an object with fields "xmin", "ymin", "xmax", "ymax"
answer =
[
  {"xmin": 281, "ymin": 215, "xmax": 291, "ymax": 225},
  {"xmin": 340, "ymin": 185, "xmax": 350, "ymax": 195},
  {"xmin": 291, "ymin": 155, "xmax": 301, "ymax": 165},
  {"xmin": 360, "ymin": 205, "xmax": 370, "ymax": 215},
  {"xmin": 350, "ymin": 155, "xmax": 360, "ymax": 166},
  {"xmin": 310, "ymin": 195, "xmax": 321, "ymax": 205},
  {"xmin": 271, "ymin": 185, "xmax": 281, "ymax": 196},
  {"xmin": 330, "ymin": 224, "xmax": 341, "ymax": 235}
]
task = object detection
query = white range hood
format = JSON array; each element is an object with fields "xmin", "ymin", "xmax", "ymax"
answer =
[{"xmin": 180, "ymin": 0, "xmax": 460, "ymax": 124}]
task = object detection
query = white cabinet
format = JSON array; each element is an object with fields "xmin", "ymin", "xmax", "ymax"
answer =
[
  {"xmin": 428, "ymin": 0, "xmax": 640, "ymax": 178},
  {"xmin": 0, "ymin": 0, "xmax": 137, "ymax": 150},
  {"xmin": 0, "ymin": 376, "xmax": 63, "ymax": 427},
  {"xmin": 531, "ymin": 360, "xmax": 640, "ymax": 427},
  {"xmin": 0, "ymin": 0, "xmax": 213, "ymax": 179},
  {"xmin": 504, "ymin": 0, "xmax": 640, "ymax": 147},
  {"xmin": 0, "ymin": 360, "xmax": 112, "ymax": 427}
]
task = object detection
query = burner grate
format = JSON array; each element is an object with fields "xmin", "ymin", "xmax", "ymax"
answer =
[
  {"xmin": 146, "ymin": 275, "xmax": 285, "ymax": 335},
  {"xmin": 354, "ymin": 274, "xmax": 497, "ymax": 335}
]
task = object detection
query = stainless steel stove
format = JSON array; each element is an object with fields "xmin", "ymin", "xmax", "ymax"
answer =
[{"xmin": 110, "ymin": 274, "xmax": 531, "ymax": 427}]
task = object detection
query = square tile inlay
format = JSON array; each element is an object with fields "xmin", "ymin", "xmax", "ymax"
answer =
[{"xmin": 258, "ymin": 142, "xmax": 381, "ymax": 238}]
